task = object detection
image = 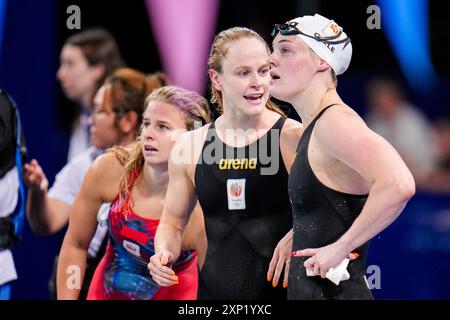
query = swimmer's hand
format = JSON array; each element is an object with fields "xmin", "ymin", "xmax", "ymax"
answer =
[
  {"xmin": 148, "ymin": 251, "xmax": 179, "ymax": 286},
  {"xmin": 267, "ymin": 229, "xmax": 293, "ymax": 289},
  {"xmin": 292, "ymin": 242, "xmax": 359, "ymax": 279}
]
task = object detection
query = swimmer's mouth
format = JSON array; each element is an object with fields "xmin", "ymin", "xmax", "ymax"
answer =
[
  {"xmin": 244, "ymin": 93, "xmax": 264, "ymax": 101},
  {"xmin": 144, "ymin": 145, "xmax": 158, "ymax": 152}
]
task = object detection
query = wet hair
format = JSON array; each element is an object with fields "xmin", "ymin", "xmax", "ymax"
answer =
[
  {"xmin": 115, "ymin": 86, "xmax": 212, "ymax": 196},
  {"xmin": 144, "ymin": 86, "xmax": 212, "ymax": 131},
  {"xmin": 208, "ymin": 27, "xmax": 285, "ymax": 116}
]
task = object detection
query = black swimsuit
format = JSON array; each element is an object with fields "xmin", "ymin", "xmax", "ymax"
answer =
[
  {"xmin": 288, "ymin": 105, "xmax": 373, "ymax": 300},
  {"xmin": 194, "ymin": 117, "xmax": 292, "ymax": 300}
]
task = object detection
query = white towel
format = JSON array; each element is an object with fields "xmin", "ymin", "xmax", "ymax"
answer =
[{"xmin": 306, "ymin": 258, "xmax": 350, "ymax": 286}]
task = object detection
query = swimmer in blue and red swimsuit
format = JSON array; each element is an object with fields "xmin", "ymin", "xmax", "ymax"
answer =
[{"xmin": 87, "ymin": 172, "xmax": 198, "ymax": 300}]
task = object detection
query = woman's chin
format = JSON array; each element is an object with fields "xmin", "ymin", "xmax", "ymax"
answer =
[
  {"xmin": 93, "ymin": 140, "xmax": 110, "ymax": 150},
  {"xmin": 144, "ymin": 156, "xmax": 167, "ymax": 167},
  {"xmin": 270, "ymin": 90, "xmax": 292, "ymax": 104}
]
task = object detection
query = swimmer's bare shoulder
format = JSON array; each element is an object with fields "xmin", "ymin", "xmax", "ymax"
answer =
[{"xmin": 171, "ymin": 123, "xmax": 213, "ymax": 182}]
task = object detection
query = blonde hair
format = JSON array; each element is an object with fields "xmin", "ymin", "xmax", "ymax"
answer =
[
  {"xmin": 208, "ymin": 27, "xmax": 285, "ymax": 116},
  {"xmin": 115, "ymin": 86, "xmax": 212, "ymax": 196}
]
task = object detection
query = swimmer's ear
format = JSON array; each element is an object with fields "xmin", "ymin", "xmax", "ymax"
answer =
[
  {"xmin": 90, "ymin": 63, "xmax": 106, "ymax": 83},
  {"xmin": 208, "ymin": 69, "xmax": 222, "ymax": 91},
  {"xmin": 317, "ymin": 58, "xmax": 331, "ymax": 73}
]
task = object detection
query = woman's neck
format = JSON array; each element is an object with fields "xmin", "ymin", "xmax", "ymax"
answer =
[
  {"xmin": 140, "ymin": 163, "xmax": 169, "ymax": 197},
  {"xmin": 291, "ymin": 80, "xmax": 343, "ymax": 128},
  {"xmin": 215, "ymin": 106, "xmax": 278, "ymax": 147},
  {"xmin": 216, "ymin": 106, "xmax": 270, "ymax": 131},
  {"xmin": 81, "ymin": 89, "xmax": 95, "ymax": 111}
]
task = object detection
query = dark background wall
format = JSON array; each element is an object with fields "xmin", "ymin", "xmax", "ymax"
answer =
[{"xmin": 1, "ymin": 0, "xmax": 449, "ymax": 299}]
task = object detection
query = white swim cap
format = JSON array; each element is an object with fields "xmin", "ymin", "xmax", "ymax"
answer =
[{"xmin": 274, "ymin": 14, "xmax": 352, "ymax": 75}]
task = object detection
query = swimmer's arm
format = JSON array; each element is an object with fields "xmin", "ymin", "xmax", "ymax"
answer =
[
  {"xmin": 154, "ymin": 139, "xmax": 198, "ymax": 263},
  {"xmin": 318, "ymin": 110, "xmax": 415, "ymax": 252},
  {"xmin": 266, "ymin": 120, "xmax": 302, "ymax": 285},
  {"xmin": 56, "ymin": 156, "xmax": 113, "ymax": 299},
  {"xmin": 181, "ymin": 202, "xmax": 207, "ymax": 270},
  {"xmin": 280, "ymin": 118, "xmax": 303, "ymax": 173}
]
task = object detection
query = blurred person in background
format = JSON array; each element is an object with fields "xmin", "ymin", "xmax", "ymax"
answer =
[
  {"xmin": 57, "ymin": 28, "xmax": 125, "ymax": 161},
  {"xmin": 365, "ymin": 77, "xmax": 436, "ymax": 180},
  {"xmin": 419, "ymin": 118, "xmax": 450, "ymax": 193}
]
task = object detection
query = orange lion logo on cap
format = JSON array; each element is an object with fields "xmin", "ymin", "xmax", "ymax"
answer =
[{"xmin": 330, "ymin": 23, "xmax": 340, "ymax": 34}]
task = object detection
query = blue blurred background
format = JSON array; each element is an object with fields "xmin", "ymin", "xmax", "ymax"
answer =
[{"xmin": 1, "ymin": 0, "xmax": 449, "ymax": 299}]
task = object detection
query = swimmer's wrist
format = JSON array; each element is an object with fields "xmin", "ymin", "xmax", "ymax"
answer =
[{"xmin": 336, "ymin": 236, "xmax": 354, "ymax": 254}]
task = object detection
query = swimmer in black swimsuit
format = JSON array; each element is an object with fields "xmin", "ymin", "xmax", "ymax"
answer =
[
  {"xmin": 195, "ymin": 116, "xmax": 291, "ymax": 299},
  {"xmin": 269, "ymin": 14, "xmax": 415, "ymax": 299},
  {"xmin": 148, "ymin": 27, "xmax": 303, "ymax": 299}
]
